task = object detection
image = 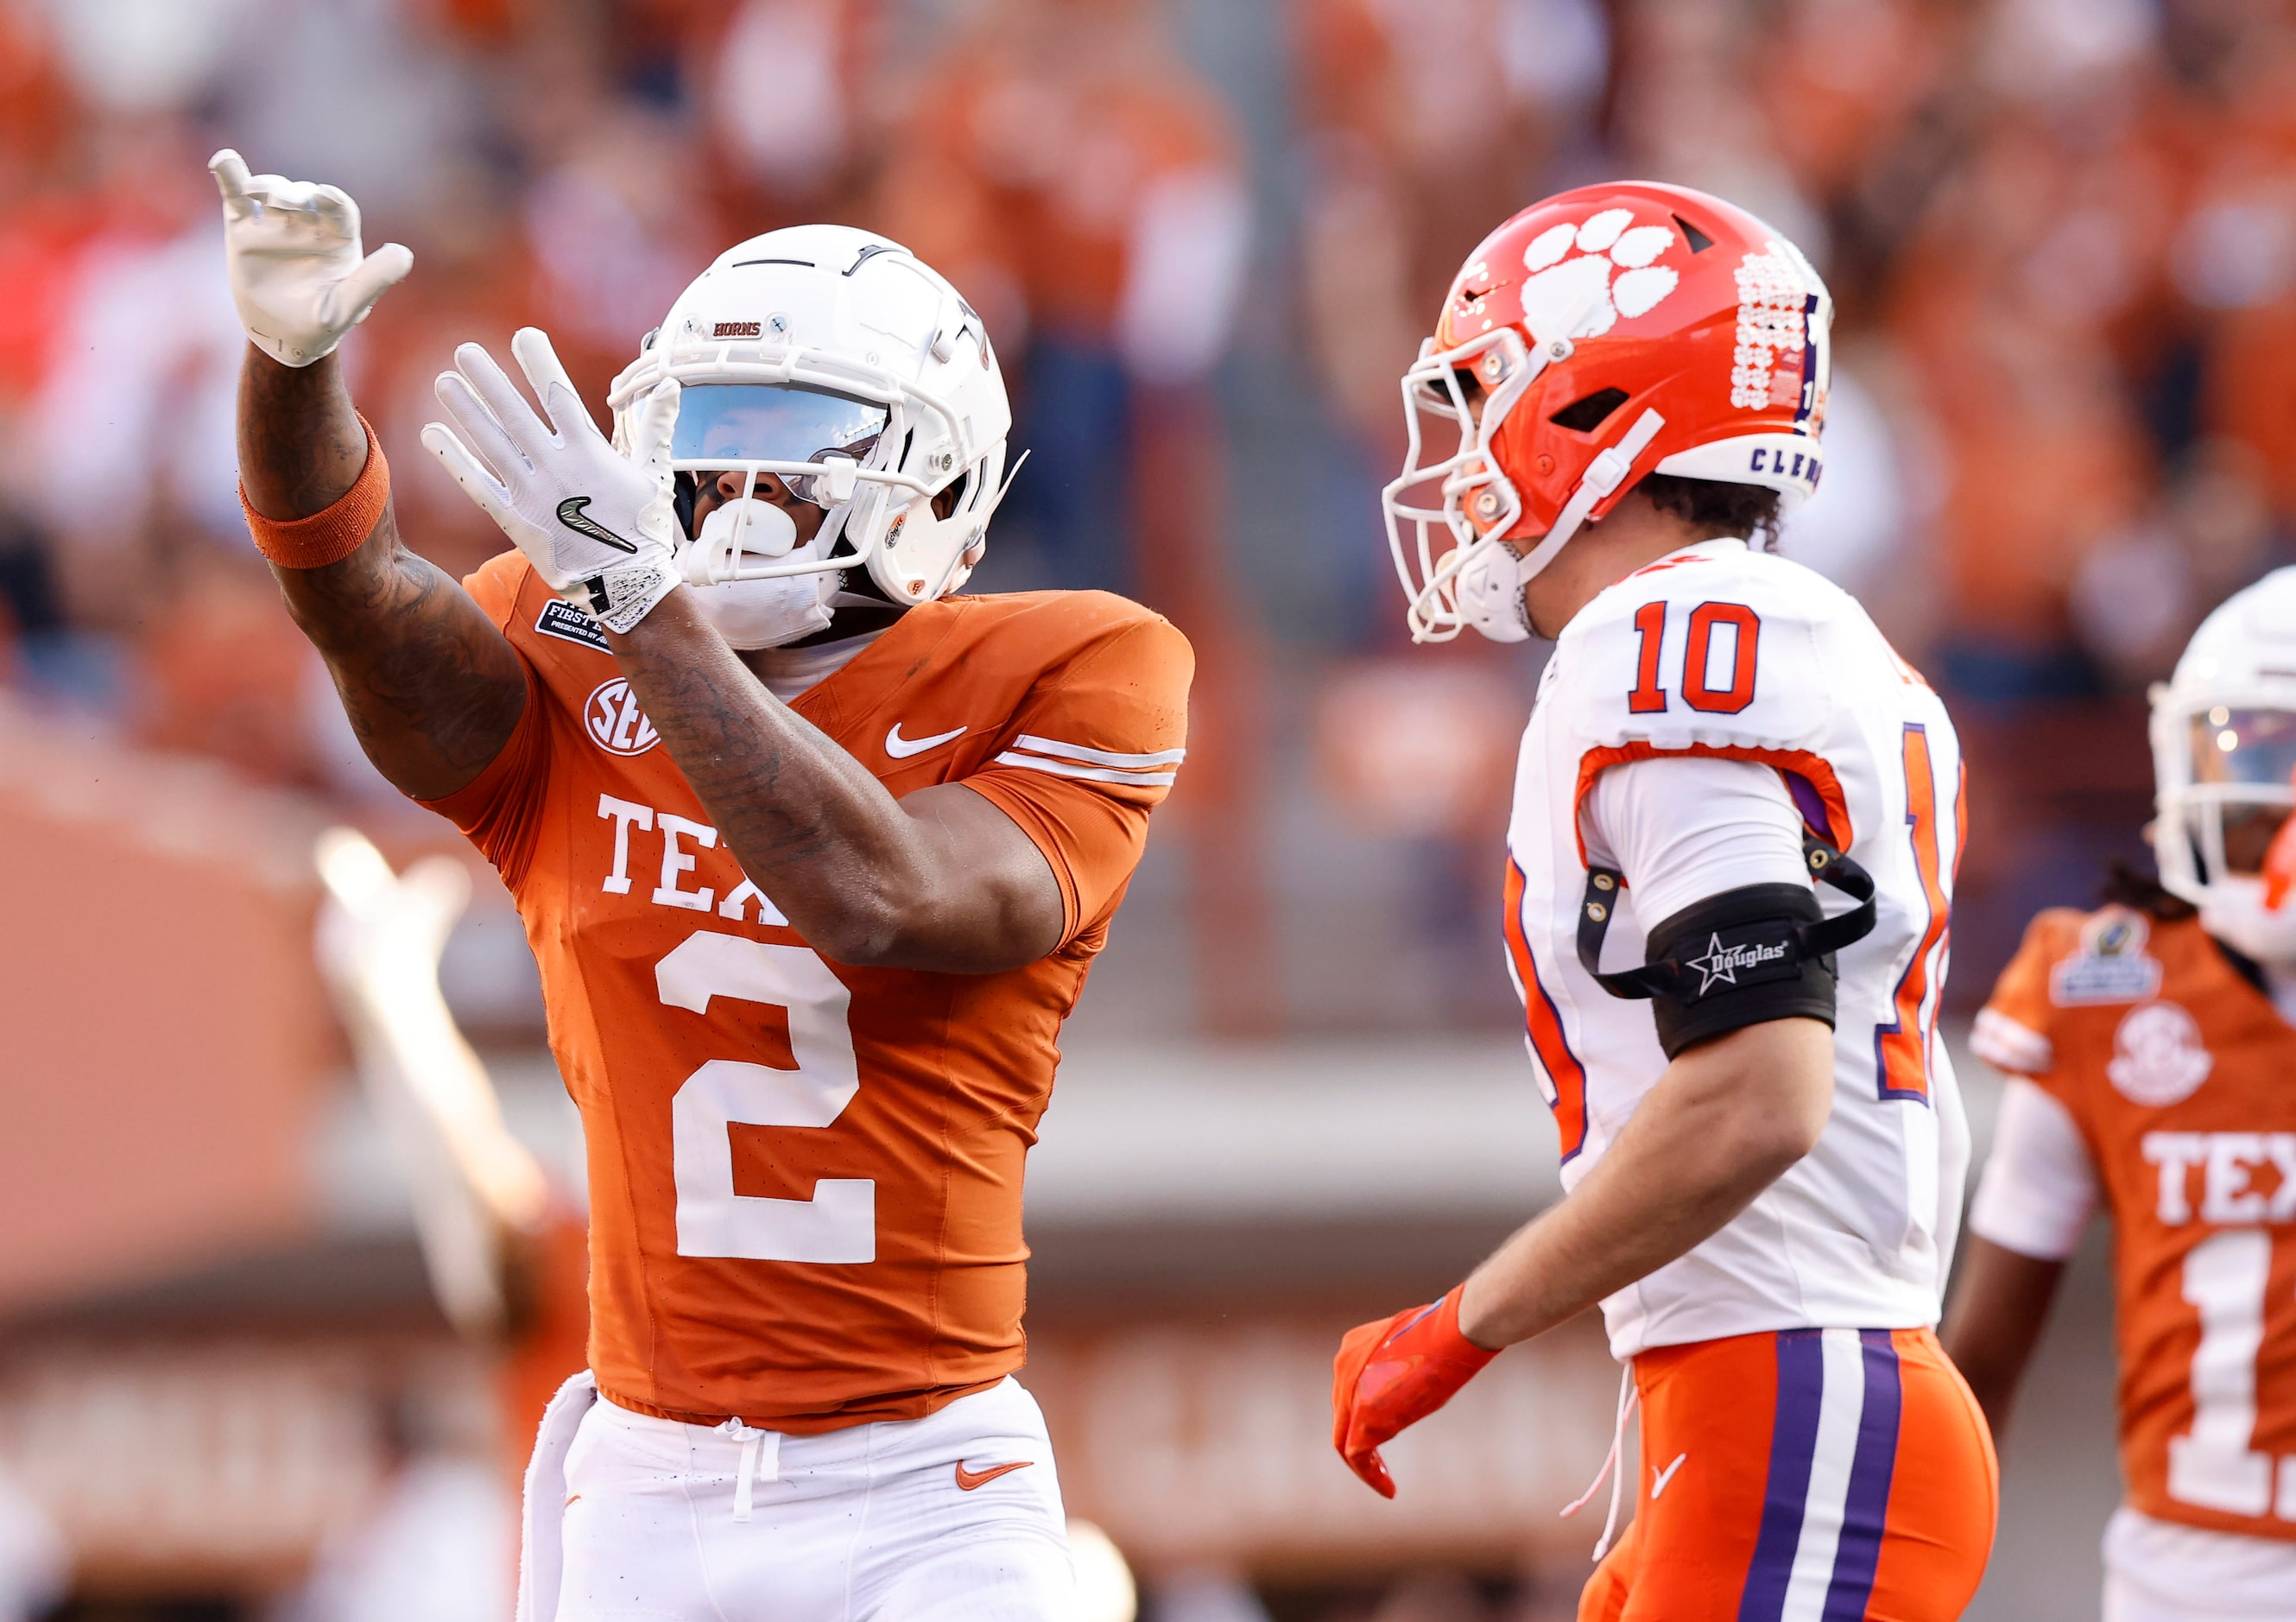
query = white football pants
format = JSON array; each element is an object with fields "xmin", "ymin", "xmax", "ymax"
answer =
[
  {"xmin": 518, "ymin": 1373, "xmax": 1076, "ymax": 1622},
  {"xmin": 2101, "ymin": 1506, "xmax": 2296, "ymax": 1621}
]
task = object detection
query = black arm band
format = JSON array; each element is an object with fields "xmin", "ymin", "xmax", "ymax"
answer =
[
  {"xmin": 1575, "ymin": 832, "xmax": 1875, "ymax": 1059},
  {"xmin": 1640, "ymin": 884, "xmax": 1839, "ymax": 1058}
]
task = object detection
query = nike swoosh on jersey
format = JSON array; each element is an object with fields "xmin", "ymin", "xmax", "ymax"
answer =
[
  {"xmin": 953, "ymin": 1459, "xmax": 1033, "ymax": 1492},
  {"xmin": 885, "ymin": 722, "xmax": 968, "ymax": 759},
  {"xmin": 556, "ymin": 496, "xmax": 640, "ymax": 554},
  {"xmin": 1650, "ymin": 1452, "xmax": 1687, "ymax": 1498}
]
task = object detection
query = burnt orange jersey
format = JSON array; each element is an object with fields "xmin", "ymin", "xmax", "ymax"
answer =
[
  {"xmin": 1977, "ymin": 906, "xmax": 2296, "ymax": 1540},
  {"xmin": 427, "ymin": 555, "xmax": 1192, "ymax": 1431}
]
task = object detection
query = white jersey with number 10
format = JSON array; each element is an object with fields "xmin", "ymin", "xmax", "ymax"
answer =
[{"xmin": 1502, "ymin": 537, "xmax": 1970, "ymax": 1359}]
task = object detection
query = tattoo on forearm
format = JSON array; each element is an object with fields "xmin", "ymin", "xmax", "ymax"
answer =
[
  {"xmin": 608, "ymin": 603, "xmax": 938, "ymax": 951},
  {"xmin": 637, "ymin": 649, "xmax": 848, "ymax": 869},
  {"xmin": 605, "ymin": 598, "xmax": 1060, "ymax": 971},
  {"xmin": 238, "ymin": 347, "xmax": 367, "ymax": 519},
  {"xmin": 240, "ymin": 343, "xmax": 525, "ymax": 799},
  {"xmin": 282, "ymin": 512, "xmax": 524, "ymax": 781}
]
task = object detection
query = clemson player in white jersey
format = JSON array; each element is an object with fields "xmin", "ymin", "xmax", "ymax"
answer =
[
  {"xmin": 211, "ymin": 150, "xmax": 1191, "ymax": 1620},
  {"xmin": 1945, "ymin": 570, "xmax": 2296, "ymax": 1621},
  {"xmin": 1327, "ymin": 182, "xmax": 1996, "ymax": 1619}
]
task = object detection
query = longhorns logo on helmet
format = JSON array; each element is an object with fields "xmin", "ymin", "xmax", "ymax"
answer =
[{"xmin": 1386, "ymin": 182, "xmax": 1832, "ymax": 644}]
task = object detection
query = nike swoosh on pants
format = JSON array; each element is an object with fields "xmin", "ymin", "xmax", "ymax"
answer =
[
  {"xmin": 886, "ymin": 723, "xmax": 968, "ymax": 759},
  {"xmin": 953, "ymin": 1460, "xmax": 1033, "ymax": 1492}
]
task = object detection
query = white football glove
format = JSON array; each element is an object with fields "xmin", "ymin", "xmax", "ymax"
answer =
[
  {"xmin": 209, "ymin": 149, "xmax": 413, "ymax": 368},
  {"xmin": 421, "ymin": 328, "xmax": 686, "ymax": 635}
]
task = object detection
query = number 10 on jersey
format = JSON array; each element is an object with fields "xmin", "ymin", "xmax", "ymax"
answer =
[{"xmin": 1629, "ymin": 600, "xmax": 1761, "ymax": 715}]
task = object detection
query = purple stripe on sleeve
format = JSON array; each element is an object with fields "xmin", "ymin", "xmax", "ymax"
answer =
[
  {"xmin": 1820, "ymin": 1331, "xmax": 1903, "ymax": 1620},
  {"xmin": 1737, "ymin": 1329, "xmax": 1825, "ymax": 1622}
]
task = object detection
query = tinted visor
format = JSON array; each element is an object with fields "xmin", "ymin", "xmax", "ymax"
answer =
[
  {"xmin": 672, "ymin": 383, "xmax": 889, "ymax": 467},
  {"xmin": 2190, "ymin": 708, "xmax": 2296, "ymax": 787},
  {"xmin": 2189, "ymin": 707, "xmax": 2296, "ymax": 875}
]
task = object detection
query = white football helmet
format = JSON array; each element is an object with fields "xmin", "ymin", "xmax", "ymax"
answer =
[
  {"xmin": 607, "ymin": 225, "xmax": 1015, "ymax": 643},
  {"xmin": 2151, "ymin": 566, "xmax": 2296, "ymax": 962}
]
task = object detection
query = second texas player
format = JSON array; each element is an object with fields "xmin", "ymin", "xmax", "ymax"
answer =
[{"xmin": 1946, "ymin": 571, "xmax": 2296, "ymax": 1622}]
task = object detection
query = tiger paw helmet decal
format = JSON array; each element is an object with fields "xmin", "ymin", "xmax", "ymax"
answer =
[
  {"xmin": 1515, "ymin": 209, "xmax": 1683, "ymax": 340},
  {"xmin": 1384, "ymin": 181, "xmax": 1837, "ymax": 643}
]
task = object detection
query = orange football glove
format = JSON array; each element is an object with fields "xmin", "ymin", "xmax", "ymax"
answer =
[{"xmin": 1331, "ymin": 1287, "xmax": 1496, "ymax": 1498}]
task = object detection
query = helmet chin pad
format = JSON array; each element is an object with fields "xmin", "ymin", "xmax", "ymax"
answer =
[
  {"xmin": 679, "ymin": 498, "xmax": 841, "ymax": 649},
  {"xmin": 1453, "ymin": 537, "xmax": 1534, "ymax": 643},
  {"xmin": 688, "ymin": 497, "xmax": 800, "ymax": 569}
]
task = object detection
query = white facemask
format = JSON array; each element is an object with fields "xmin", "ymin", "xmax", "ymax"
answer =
[
  {"xmin": 2200, "ymin": 875, "xmax": 2296, "ymax": 966},
  {"xmin": 679, "ymin": 497, "xmax": 842, "ymax": 650}
]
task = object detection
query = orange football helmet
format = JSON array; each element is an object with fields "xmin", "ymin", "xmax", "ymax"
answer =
[{"xmin": 1385, "ymin": 181, "xmax": 1833, "ymax": 643}]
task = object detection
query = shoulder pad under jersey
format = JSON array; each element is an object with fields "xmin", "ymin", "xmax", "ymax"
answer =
[{"xmin": 1558, "ymin": 546, "xmax": 1852, "ymax": 752}]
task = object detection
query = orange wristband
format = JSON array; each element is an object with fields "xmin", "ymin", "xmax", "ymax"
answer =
[{"xmin": 241, "ymin": 415, "xmax": 389, "ymax": 569}]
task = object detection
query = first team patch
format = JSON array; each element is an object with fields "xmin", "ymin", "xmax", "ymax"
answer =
[
  {"xmin": 2049, "ymin": 908, "xmax": 2163, "ymax": 1005},
  {"xmin": 536, "ymin": 599, "xmax": 611, "ymax": 652}
]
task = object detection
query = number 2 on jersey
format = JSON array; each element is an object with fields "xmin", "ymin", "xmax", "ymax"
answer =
[
  {"xmin": 657, "ymin": 930, "xmax": 873, "ymax": 1264},
  {"xmin": 1625, "ymin": 601, "xmax": 1760, "ymax": 715}
]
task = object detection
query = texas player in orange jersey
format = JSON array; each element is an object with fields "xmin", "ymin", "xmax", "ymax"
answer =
[
  {"xmin": 212, "ymin": 149, "xmax": 1190, "ymax": 1621},
  {"xmin": 1945, "ymin": 569, "xmax": 2296, "ymax": 1621}
]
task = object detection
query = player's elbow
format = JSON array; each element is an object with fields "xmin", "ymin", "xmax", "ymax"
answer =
[
  {"xmin": 1737, "ymin": 1092, "xmax": 1831, "ymax": 1179},
  {"xmin": 819, "ymin": 895, "xmax": 1059, "ymax": 975},
  {"xmin": 803, "ymin": 890, "xmax": 979, "ymax": 972},
  {"xmin": 805, "ymin": 897, "xmax": 915, "ymax": 969}
]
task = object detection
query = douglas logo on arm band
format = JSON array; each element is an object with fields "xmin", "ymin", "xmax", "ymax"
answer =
[{"xmin": 1577, "ymin": 833, "xmax": 1878, "ymax": 1057}]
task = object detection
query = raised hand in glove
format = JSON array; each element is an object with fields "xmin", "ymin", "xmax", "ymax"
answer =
[
  {"xmin": 209, "ymin": 149, "xmax": 412, "ymax": 368},
  {"xmin": 421, "ymin": 328, "xmax": 686, "ymax": 635},
  {"xmin": 1331, "ymin": 1287, "xmax": 1496, "ymax": 1498}
]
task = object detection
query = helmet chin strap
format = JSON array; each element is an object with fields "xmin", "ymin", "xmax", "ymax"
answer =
[
  {"xmin": 1455, "ymin": 408, "xmax": 1667, "ymax": 643},
  {"xmin": 1511, "ymin": 408, "xmax": 1667, "ymax": 587}
]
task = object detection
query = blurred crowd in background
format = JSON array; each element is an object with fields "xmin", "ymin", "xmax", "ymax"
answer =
[
  {"xmin": 2, "ymin": 3, "xmax": 2284, "ymax": 1618},
  {"xmin": 3, "ymin": 0, "xmax": 2295, "ymax": 1020}
]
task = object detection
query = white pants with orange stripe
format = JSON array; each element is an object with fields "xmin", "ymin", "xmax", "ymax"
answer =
[{"xmin": 517, "ymin": 1374, "xmax": 1075, "ymax": 1621}]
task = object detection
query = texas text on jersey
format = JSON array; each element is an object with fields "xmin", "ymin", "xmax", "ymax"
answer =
[
  {"xmin": 1509, "ymin": 536, "xmax": 1970, "ymax": 1357},
  {"xmin": 430, "ymin": 556, "xmax": 1192, "ymax": 1430},
  {"xmin": 1975, "ymin": 904, "xmax": 2296, "ymax": 1545}
]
